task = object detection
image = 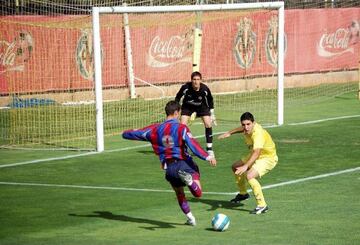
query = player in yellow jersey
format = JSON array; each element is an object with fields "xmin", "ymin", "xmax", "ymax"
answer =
[{"xmin": 218, "ymin": 112, "xmax": 278, "ymax": 214}]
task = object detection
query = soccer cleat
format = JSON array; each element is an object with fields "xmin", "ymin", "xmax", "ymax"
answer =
[
  {"xmin": 250, "ymin": 206, "xmax": 269, "ymax": 214},
  {"xmin": 185, "ymin": 217, "xmax": 196, "ymax": 226},
  {"xmin": 230, "ymin": 193, "xmax": 250, "ymax": 203},
  {"xmin": 178, "ymin": 170, "xmax": 193, "ymax": 186}
]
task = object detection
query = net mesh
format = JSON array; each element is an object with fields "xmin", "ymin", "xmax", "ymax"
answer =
[
  {"xmin": 97, "ymin": 8, "xmax": 280, "ymax": 133},
  {"xmin": 0, "ymin": 1, "xmax": 359, "ymax": 150}
]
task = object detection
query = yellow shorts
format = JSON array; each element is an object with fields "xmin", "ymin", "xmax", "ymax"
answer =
[{"xmin": 242, "ymin": 155, "xmax": 278, "ymax": 178}]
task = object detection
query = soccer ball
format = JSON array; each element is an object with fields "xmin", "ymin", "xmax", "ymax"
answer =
[{"xmin": 211, "ymin": 213, "xmax": 230, "ymax": 232}]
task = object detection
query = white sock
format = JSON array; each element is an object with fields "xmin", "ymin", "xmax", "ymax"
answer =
[{"xmin": 186, "ymin": 212, "xmax": 195, "ymax": 220}]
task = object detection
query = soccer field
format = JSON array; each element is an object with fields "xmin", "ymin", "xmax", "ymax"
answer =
[{"xmin": 0, "ymin": 92, "xmax": 359, "ymax": 245}]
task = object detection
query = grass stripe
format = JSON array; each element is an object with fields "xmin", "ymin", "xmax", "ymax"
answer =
[
  {"xmin": 0, "ymin": 166, "xmax": 358, "ymax": 195},
  {"xmin": 2, "ymin": 114, "xmax": 359, "ymax": 169}
]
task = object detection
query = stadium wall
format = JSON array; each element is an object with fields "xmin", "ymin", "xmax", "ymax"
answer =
[{"xmin": 0, "ymin": 8, "xmax": 359, "ymax": 103}]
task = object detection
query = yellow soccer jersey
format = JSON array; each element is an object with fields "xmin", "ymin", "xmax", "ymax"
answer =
[{"xmin": 244, "ymin": 123, "xmax": 277, "ymax": 159}]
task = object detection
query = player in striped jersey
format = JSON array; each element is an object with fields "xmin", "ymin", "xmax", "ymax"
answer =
[{"xmin": 122, "ymin": 100, "xmax": 217, "ymax": 226}]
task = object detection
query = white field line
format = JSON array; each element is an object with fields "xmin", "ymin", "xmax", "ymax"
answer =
[
  {"xmin": 288, "ymin": 114, "xmax": 360, "ymax": 125},
  {"xmin": 1, "ymin": 114, "xmax": 360, "ymax": 169},
  {"xmin": 0, "ymin": 166, "xmax": 359, "ymax": 195},
  {"xmin": 0, "ymin": 151, "xmax": 99, "ymax": 168},
  {"xmin": 0, "ymin": 144, "xmax": 148, "ymax": 168},
  {"xmin": 1, "ymin": 135, "xmax": 206, "ymax": 168}
]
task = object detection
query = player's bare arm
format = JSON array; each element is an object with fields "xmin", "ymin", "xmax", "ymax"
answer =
[
  {"xmin": 234, "ymin": 148, "xmax": 261, "ymax": 175},
  {"xmin": 218, "ymin": 126, "xmax": 244, "ymax": 139}
]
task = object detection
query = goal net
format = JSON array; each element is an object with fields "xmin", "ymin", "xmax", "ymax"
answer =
[
  {"xmin": 0, "ymin": 15, "xmax": 99, "ymax": 151},
  {"xmin": 2, "ymin": 1, "xmax": 358, "ymax": 152},
  {"xmin": 93, "ymin": 3, "xmax": 285, "ymax": 151},
  {"xmin": 0, "ymin": 2, "xmax": 285, "ymax": 151}
]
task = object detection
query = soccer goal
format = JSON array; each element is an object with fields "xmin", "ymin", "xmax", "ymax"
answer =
[
  {"xmin": 92, "ymin": 2, "xmax": 285, "ymax": 151},
  {"xmin": 0, "ymin": 2, "xmax": 284, "ymax": 152}
]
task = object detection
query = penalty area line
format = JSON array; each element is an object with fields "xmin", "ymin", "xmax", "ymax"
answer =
[
  {"xmin": 0, "ymin": 166, "xmax": 358, "ymax": 195},
  {"xmin": 0, "ymin": 134, "xmax": 212, "ymax": 169},
  {"xmin": 288, "ymin": 114, "xmax": 360, "ymax": 126},
  {"xmin": 0, "ymin": 144, "xmax": 150, "ymax": 169}
]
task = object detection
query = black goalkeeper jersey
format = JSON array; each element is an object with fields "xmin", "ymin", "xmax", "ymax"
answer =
[{"xmin": 175, "ymin": 82, "xmax": 214, "ymax": 110}]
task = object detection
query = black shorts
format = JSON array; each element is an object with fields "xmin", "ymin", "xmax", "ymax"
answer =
[{"xmin": 181, "ymin": 105, "xmax": 210, "ymax": 117}]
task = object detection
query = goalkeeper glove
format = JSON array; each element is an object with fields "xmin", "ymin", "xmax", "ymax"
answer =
[
  {"xmin": 210, "ymin": 109, "xmax": 217, "ymax": 126},
  {"xmin": 190, "ymin": 112, "xmax": 197, "ymax": 121},
  {"xmin": 187, "ymin": 112, "xmax": 197, "ymax": 126}
]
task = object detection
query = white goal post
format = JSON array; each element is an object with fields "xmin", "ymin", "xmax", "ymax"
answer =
[{"xmin": 92, "ymin": 2, "xmax": 285, "ymax": 152}]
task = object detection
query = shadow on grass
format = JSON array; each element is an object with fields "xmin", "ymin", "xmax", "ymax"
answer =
[
  {"xmin": 136, "ymin": 150, "xmax": 155, "ymax": 155},
  {"xmin": 69, "ymin": 211, "xmax": 183, "ymax": 230},
  {"xmin": 189, "ymin": 198, "xmax": 252, "ymax": 213}
]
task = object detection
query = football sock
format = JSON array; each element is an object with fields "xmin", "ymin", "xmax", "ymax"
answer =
[
  {"xmin": 234, "ymin": 173, "xmax": 248, "ymax": 194},
  {"xmin": 205, "ymin": 127, "xmax": 213, "ymax": 148},
  {"xmin": 248, "ymin": 178, "xmax": 267, "ymax": 207},
  {"xmin": 176, "ymin": 192, "xmax": 190, "ymax": 214},
  {"xmin": 189, "ymin": 181, "xmax": 202, "ymax": 197},
  {"xmin": 186, "ymin": 212, "xmax": 195, "ymax": 220}
]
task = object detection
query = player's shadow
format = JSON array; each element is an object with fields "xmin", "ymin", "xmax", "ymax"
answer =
[
  {"xmin": 189, "ymin": 198, "xmax": 251, "ymax": 212},
  {"xmin": 69, "ymin": 211, "xmax": 182, "ymax": 230},
  {"xmin": 136, "ymin": 150, "xmax": 154, "ymax": 155}
]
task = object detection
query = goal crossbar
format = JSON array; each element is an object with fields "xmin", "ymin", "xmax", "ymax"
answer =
[{"xmin": 95, "ymin": 2, "xmax": 284, "ymax": 14}]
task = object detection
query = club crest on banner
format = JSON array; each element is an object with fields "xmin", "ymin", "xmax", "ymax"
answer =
[
  {"xmin": 146, "ymin": 29, "xmax": 193, "ymax": 68},
  {"xmin": 76, "ymin": 29, "xmax": 102, "ymax": 81},
  {"xmin": 265, "ymin": 15, "xmax": 287, "ymax": 67},
  {"xmin": 0, "ymin": 31, "xmax": 33, "ymax": 74},
  {"xmin": 233, "ymin": 17, "xmax": 257, "ymax": 69}
]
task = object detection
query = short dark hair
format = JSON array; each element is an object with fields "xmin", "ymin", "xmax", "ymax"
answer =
[
  {"xmin": 240, "ymin": 112, "xmax": 254, "ymax": 122},
  {"xmin": 165, "ymin": 100, "xmax": 181, "ymax": 116},
  {"xmin": 191, "ymin": 71, "xmax": 202, "ymax": 80}
]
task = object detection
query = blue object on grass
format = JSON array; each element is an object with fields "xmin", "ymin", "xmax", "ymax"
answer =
[{"xmin": 8, "ymin": 96, "xmax": 56, "ymax": 108}]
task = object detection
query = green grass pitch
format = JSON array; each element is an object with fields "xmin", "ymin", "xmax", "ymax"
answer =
[{"xmin": 0, "ymin": 91, "xmax": 359, "ymax": 245}]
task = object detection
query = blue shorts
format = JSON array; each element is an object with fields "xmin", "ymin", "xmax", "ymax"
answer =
[{"xmin": 165, "ymin": 159, "xmax": 200, "ymax": 187}]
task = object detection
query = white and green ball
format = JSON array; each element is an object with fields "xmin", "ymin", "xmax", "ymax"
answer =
[{"xmin": 211, "ymin": 213, "xmax": 230, "ymax": 231}]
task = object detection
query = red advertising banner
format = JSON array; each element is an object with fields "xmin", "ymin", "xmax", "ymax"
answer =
[
  {"xmin": 129, "ymin": 13, "xmax": 194, "ymax": 84},
  {"xmin": 285, "ymin": 9, "xmax": 359, "ymax": 73},
  {"xmin": 200, "ymin": 8, "xmax": 360, "ymax": 78},
  {"xmin": 201, "ymin": 10, "xmax": 279, "ymax": 79},
  {"xmin": 0, "ymin": 15, "xmax": 126, "ymax": 94},
  {"xmin": 0, "ymin": 9, "xmax": 359, "ymax": 94}
]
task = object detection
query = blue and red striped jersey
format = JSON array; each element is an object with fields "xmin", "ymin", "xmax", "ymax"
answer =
[{"xmin": 122, "ymin": 118, "xmax": 209, "ymax": 165}]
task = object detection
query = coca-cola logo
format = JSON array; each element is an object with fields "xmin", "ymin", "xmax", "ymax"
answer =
[
  {"xmin": 146, "ymin": 34, "xmax": 192, "ymax": 68},
  {"xmin": 317, "ymin": 20, "xmax": 359, "ymax": 58},
  {"xmin": 0, "ymin": 31, "xmax": 33, "ymax": 74}
]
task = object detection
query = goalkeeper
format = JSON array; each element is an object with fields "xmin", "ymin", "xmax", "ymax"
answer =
[{"xmin": 175, "ymin": 71, "xmax": 216, "ymax": 157}]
